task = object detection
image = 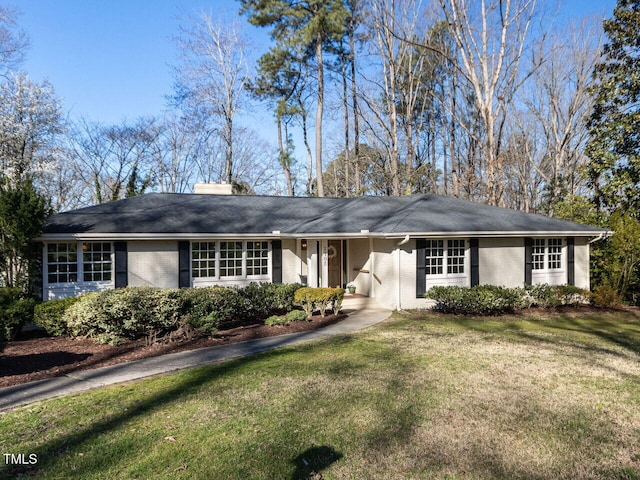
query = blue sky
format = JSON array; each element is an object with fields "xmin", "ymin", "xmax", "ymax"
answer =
[{"xmin": 16, "ymin": 0, "xmax": 617, "ymax": 128}]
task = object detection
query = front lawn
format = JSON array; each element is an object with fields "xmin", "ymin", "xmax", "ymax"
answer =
[{"xmin": 2, "ymin": 308, "xmax": 640, "ymax": 479}]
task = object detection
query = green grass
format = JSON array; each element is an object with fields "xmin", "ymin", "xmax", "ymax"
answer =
[{"xmin": 2, "ymin": 308, "xmax": 640, "ymax": 479}]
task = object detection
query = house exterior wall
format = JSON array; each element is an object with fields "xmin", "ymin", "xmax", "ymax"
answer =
[
  {"xmin": 574, "ymin": 237, "xmax": 590, "ymax": 290},
  {"xmin": 281, "ymin": 239, "xmax": 300, "ymax": 284},
  {"xmin": 478, "ymin": 238, "xmax": 525, "ymax": 287},
  {"xmin": 128, "ymin": 241, "xmax": 179, "ymax": 288},
  {"xmin": 348, "ymin": 238, "xmax": 371, "ymax": 297}
]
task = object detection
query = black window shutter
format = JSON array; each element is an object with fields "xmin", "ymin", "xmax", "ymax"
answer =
[
  {"xmin": 416, "ymin": 238, "xmax": 426, "ymax": 298},
  {"xmin": 178, "ymin": 241, "xmax": 190, "ymax": 288},
  {"xmin": 114, "ymin": 241, "xmax": 128, "ymax": 288},
  {"xmin": 272, "ymin": 240, "xmax": 282, "ymax": 283},
  {"xmin": 524, "ymin": 237, "xmax": 533, "ymax": 286},
  {"xmin": 567, "ymin": 237, "xmax": 575, "ymax": 285},
  {"xmin": 470, "ymin": 238, "xmax": 479, "ymax": 287}
]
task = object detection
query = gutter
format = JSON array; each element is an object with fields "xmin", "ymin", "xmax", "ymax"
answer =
[{"xmin": 37, "ymin": 229, "xmax": 607, "ymax": 242}]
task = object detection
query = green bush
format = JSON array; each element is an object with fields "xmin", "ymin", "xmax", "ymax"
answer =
[
  {"xmin": 180, "ymin": 286, "xmax": 244, "ymax": 333},
  {"xmin": 34, "ymin": 296, "xmax": 81, "ymax": 336},
  {"xmin": 285, "ymin": 309, "xmax": 309, "ymax": 323},
  {"xmin": 590, "ymin": 285, "xmax": 621, "ymax": 308},
  {"xmin": 64, "ymin": 287, "xmax": 184, "ymax": 345},
  {"xmin": 0, "ymin": 287, "xmax": 36, "ymax": 340},
  {"xmin": 293, "ymin": 287, "xmax": 345, "ymax": 318},
  {"xmin": 426, "ymin": 285, "xmax": 522, "ymax": 315},
  {"xmin": 238, "ymin": 282, "xmax": 304, "ymax": 320},
  {"xmin": 525, "ymin": 284, "xmax": 589, "ymax": 308},
  {"xmin": 265, "ymin": 315, "xmax": 288, "ymax": 326}
]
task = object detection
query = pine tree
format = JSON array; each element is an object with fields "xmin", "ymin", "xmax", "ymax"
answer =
[{"xmin": 586, "ymin": 0, "xmax": 640, "ymax": 215}]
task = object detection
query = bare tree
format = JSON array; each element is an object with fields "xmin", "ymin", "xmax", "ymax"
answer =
[
  {"xmin": 437, "ymin": 0, "xmax": 539, "ymax": 206},
  {"xmin": 521, "ymin": 18, "xmax": 602, "ymax": 214},
  {"xmin": 173, "ymin": 11, "xmax": 251, "ymax": 185},
  {"xmin": 0, "ymin": 6, "xmax": 29, "ymax": 78}
]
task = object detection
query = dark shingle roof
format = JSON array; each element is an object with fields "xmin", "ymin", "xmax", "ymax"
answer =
[{"xmin": 42, "ymin": 193, "xmax": 604, "ymax": 237}]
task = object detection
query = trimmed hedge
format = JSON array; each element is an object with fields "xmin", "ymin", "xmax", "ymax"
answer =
[
  {"xmin": 34, "ymin": 296, "xmax": 81, "ymax": 336},
  {"xmin": 426, "ymin": 284, "xmax": 590, "ymax": 316},
  {"xmin": 57, "ymin": 283, "xmax": 304, "ymax": 345},
  {"xmin": 293, "ymin": 287, "xmax": 345, "ymax": 318}
]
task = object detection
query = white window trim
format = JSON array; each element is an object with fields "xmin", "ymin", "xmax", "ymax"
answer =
[
  {"xmin": 191, "ymin": 240, "xmax": 272, "ymax": 283},
  {"xmin": 44, "ymin": 242, "xmax": 115, "ymax": 300},
  {"xmin": 531, "ymin": 238, "xmax": 565, "ymax": 273},
  {"xmin": 425, "ymin": 238, "xmax": 470, "ymax": 280}
]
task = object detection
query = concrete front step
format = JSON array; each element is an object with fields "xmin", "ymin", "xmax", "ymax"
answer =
[{"xmin": 341, "ymin": 294, "xmax": 382, "ymax": 310}]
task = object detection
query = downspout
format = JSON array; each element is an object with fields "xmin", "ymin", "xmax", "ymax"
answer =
[{"xmin": 397, "ymin": 235, "xmax": 410, "ymax": 310}]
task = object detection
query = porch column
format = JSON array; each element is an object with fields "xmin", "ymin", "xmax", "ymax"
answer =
[
  {"xmin": 307, "ymin": 239, "xmax": 319, "ymax": 288},
  {"xmin": 320, "ymin": 239, "xmax": 329, "ymax": 288}
]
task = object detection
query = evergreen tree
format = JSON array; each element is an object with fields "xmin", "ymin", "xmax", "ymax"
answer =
[
  {"xmin": 586, "ymin": 0, "xmax": 640, "ymax": 215},
  {"xmin": 0, "ymin": 176, "xmax": 51, "ymax": 290}
]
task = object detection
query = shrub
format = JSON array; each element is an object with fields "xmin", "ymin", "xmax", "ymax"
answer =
[
  {"xmin": 0, "ymin": 287, "xmax": 36, "ymax": 340},
  {"xmin": 525, "ymin": 284, "xmax": 589, "ymax": 308},
  {"xmin": 285, "ymin": 309, "xmax": 309, "ymax": 322},
  {"xmin": 180, "ymin": 286, "xmax": 244, "ymax": 333},
  {"xmin": 34, "ymin": 296, "xmax": 81, "ymax": 336},
  {"xmin": 238, "ymin": 282, "xmax": 304, "ymax": 320},
  {"xmin": 64, "ymin": 287, "xmax": 184, "ymax": 345},
  {"xmin": 425, "ymin": 285, "xmax": 522, "ymax": 315},
  {"xmin": 293, "ymin": 287, "xmax": 345, "ymax": 318},
  {"xmin": 265, "ymin": 315, "xmax": 288, "ymax": 326},
  {"xmin": 590, "ymin": 285, "xmax": 621, "ymax": 308}
]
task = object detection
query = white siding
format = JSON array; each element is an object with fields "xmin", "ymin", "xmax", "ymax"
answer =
[
  {"xmin": 128, "ymin": 241, "xmax": 179, "ymax": 288},
  {"xmin": 281, "ymin": 239, "xmax": 300, "ymax": 284},
  {"xmin": 371, "ymin": 239, "xmax": 397, "ymax": 310},
  {"xmin": 479, "ymin": 238, "xmax": 525, "ymax": 287},
  {"xmin": 348, "ymin": 238, "xmax": 371, "ymax": 296},
  {"xmin": 574, "ymin": 237, "xmax": 590, "ymax": 290}
]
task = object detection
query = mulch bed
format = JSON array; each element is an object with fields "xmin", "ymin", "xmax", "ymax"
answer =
[{"xmin": 0, "ymin": 313, "xmax": 347, "ymax": 388}]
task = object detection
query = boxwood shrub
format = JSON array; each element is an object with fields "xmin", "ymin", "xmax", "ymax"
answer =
[
  {"xmin": 294, "ymin": 287, "xmax": 345, "ymax": 318},
  {"xmin": 34, "ymin": 296, "xmax": 82, "ymax": 336},
  {"xmin": 58, "ymin": 283, "xmax": 305, "ymax": 345},
  {"xmin": 426, "ymin": 284, "xmax": 590, "ymax": 316}
]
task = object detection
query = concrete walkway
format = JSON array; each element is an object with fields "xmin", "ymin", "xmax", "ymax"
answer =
[{"xmin": 0, "ymin": 305, "xmax": 391, "ymax": 412}]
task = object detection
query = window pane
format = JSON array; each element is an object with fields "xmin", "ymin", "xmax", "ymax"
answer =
[
  {"xmin": 547, "ymin": 238, "xmax": 562, "ymax": 270},
  {"xmin": 532, "ymin": 239, "xmax": 545, "ymax": 270},
  {"xmin": 191, "ymin": 241, "xmax": 216, "ymax": 278},
  {"xmin": 425, "ymin": 240, "xmax": 444, "ymax": 275},
  {"xmin": 82, "ymin": 243, "xmax": 112, "ymax": 282},
  {"xmin": 220, "ymin": 241, "xmax": 243, "ymax": 277},
  {"xmin": 47, "ymin": 243, "xmax": 81, "ymax": 284},
  {"xmin": 247, "ymin": 240, "xmax": 269, "ymax": 277}
]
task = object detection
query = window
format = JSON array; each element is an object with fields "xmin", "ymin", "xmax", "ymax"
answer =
[
  {"xmin": 532, "ymin": 239, "xmax": 545, "ymax": 270},
  {"xmin": 192, "ymin": 242, "xmax": 216, "ymax": 278},
  {"xmin": 447, "ymin": 240, "xmax": 465, "ymax": 274},
  {"xmin": 547, "ymin": 238, "xmax": 562, "ymax": 270},
  {"xmin": 47, "ymin": 242, "xmax": 112, "ymax": 284},
  {"xmin": 246, "ymin": 241, "xmax": 269, "ymax": 276},
  {"xmin": 82, "ymin": 243, "xmax": 112, "ymax": 282},
  {"xmin": 531, "ymin": 238, "xmax": 563, "ymax": 271},
  {"xmin": 425, "ymin": 240, "xmax": 444, "ymax": 275},
  {"xmin": 193, "ymin": 240, "xmax": 270, "ymax": 280},
  {"xmin": 220, "ymin": 241, "xmax": 243, "ymax": 277},
  {"xmin": 425, "ymin": 239, "xmax": 467, "ymax": 277},
  {"xmin": 47, "ymin": 243, "xmax": 78, "ymax": 283}
]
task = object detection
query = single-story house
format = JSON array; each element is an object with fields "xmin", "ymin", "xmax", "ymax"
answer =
[{"xmin": 37, "ymin": 183, "xmax": 606, "ymax": 310}]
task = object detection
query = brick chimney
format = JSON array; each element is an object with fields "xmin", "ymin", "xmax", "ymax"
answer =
[{"xmin": 194, "ymin": 182, "xmax": 233, "ymax": 195}]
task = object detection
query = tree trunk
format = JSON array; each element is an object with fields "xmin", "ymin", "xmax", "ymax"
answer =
[{"xmin": 315, "ymin": 34, "xmax": 325, "ymax": 197}]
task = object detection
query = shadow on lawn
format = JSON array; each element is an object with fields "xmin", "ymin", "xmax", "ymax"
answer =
[
  {"xmin": 1, "ymin": 333, "xmax": 347, "ymax": 479},
  {"xmin": 291, "ymin": 445, "xmax": 343, "ymax": 480}
]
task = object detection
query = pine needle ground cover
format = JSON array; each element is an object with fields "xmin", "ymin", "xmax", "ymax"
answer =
[{"xmin": 2, "ymin": 309, "xmax": 640, "ymax": 479}]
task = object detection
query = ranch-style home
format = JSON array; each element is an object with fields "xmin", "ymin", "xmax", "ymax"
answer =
[{"xmin": 38, "ymin": 182, "xmax": 606, "ymax": 310}]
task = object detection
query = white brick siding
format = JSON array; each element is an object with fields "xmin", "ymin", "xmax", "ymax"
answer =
[{"xmin": 128, "ymin": 241, "xmax": 179, "ymax": 288}]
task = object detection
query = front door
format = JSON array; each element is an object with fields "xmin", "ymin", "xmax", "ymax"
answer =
[{"xmin": 327, "ymin": 240, "xmax": 342, "ymax": 287}]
